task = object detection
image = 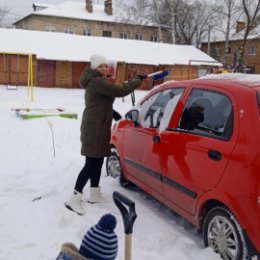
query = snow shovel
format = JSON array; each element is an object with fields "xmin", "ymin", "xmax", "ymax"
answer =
[{"xmin": 113, "ymin": 191, "xmax": 137, "ymax": 260}]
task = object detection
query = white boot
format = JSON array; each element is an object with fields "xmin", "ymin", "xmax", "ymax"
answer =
[
  {"xmin": 65, "ymin": 190, "xmax": 86, "ymax": 215},
  {"xmin": 87, "ymin": 187, "xmax": 106, "ymax": 203}
]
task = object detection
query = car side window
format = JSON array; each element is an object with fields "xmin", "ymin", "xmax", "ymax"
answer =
[
  {"xmin": 257, "ymin": 91, "xmax": 260, "ymax": 113},
  {"xmin": 177, "ymin": 89, "xmax": 233, "ymax": 140},
  {"xmin": 139, "ymin": 88, "xmax": 184, "ymax": 129}
]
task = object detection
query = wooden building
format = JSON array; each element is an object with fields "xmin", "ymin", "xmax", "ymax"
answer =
[
  {"xmin": 0, "ymin": 56, "xmax": 207, "ymax": 90},
  {"xmin": 0, "ymin": 28, "xmax": 220, "ymax": 90},
  {"xmin": 0, "ymin": 53, "xmax": 37, "ymax": 87}
]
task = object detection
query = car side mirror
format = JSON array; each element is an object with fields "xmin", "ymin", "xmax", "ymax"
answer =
[{"xmin": 125, "ymin": 109, "xmax": 139, "ymax": 126}]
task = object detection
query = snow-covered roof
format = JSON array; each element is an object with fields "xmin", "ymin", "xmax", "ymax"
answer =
[
  {"xmin": 33, "ymin": 2, "xmax": 55, "ymax": 8},
  {"xmin": 35, "ymin": 1, "xmax": 115, "ymax": 22},
  {"xmin": 32, "ymin": 3, "xmax": 56, "ymax": 10},
  {"xmin": 17, "ymin": 1, "xmax": 120, "ymax": 24},
  {"xmin": 204, "ymin": 24, "xmax": 260, "ymax": 43},
  {"xmin": 229, "ymin": 30, "xmax": 260, "ymax": 41},
  {"xmin": 0, "ymin": 28, "xmax": 220, "ymax": 66}
]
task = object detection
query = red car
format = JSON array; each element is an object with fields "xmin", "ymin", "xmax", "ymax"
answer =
[{"xmin": 106, "ymin": 74, "xmax": 260, "ymax": 260}]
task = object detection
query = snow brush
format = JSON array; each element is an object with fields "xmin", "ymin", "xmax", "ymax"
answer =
[
  {"xmin": 147, "ymin": 69, "xmax": 169, "ymax": 80},
  {"xmin": 131, "ymin": 70, "xmax": 169, "ymax": 106}
]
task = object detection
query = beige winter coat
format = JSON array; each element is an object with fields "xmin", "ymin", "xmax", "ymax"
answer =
[
  {"xmin": 79, "ymin": 68, "xmax": 142, "ymax": 158},
  {"xmin": 56, "ymin": 242, "xmax": 90, "ymax": 260}
]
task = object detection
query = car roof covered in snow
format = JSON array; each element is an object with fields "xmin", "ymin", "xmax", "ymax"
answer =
[
  {"xmin": 198, "ymin": 73, "xmax": 260, "ymax": 88},
  {"xmin": 147, "ymin": 74, "xmax": 260, "ymax": 98}
]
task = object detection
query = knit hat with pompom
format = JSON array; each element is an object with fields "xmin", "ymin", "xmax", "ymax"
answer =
[{"xmin": 79, "ymin": 214, "xmax": 118, "ymax": 260}]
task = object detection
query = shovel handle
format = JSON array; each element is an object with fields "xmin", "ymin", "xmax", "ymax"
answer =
[
  {"xmin": 131, "ymin": 91, "xmax": 135, "ymax": 106},
  {"xmin": 113, "ymin": 191, "xmax": 137, "ymax": 234}
]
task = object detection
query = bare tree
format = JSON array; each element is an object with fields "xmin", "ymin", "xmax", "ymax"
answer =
[
  {"xmin": 0, "ymin": 7, "xmax": 9, "ymax": 27},
  {"xmin": 162, "ymin": 0, "xmax": 178, "ymax": 44},
  {"xmin": 173, "ymin": 0, "xmax": 217, "ymax": 46},
  {"xmin": 140, "ymin": 0, "xmax": 177, "ymax": 43},
  {"xmin": 116, "ymin": 0, "xmax": 223, "ymax": 48},
  {"xmin": 115, "ymin": 0, "xmax": 173, "ymax": 43},
  {"xmin": 213, "ymin": 0, "xmax": 243, "ymax": 68},
  {"xmin": 236, "ymin": 0, "xmax": 260, "ymax": 72},
  {"xmin": 113, "ymin": 0, "xmax": 153, "ymax": 39},
  {"xmin": 223, "ymin": 0, "xmax": 239, "ymax": 67},
  {"xmin": 114, "ymin": 2, "xmax": 144, "ymax": 25},
  {"xmin": 128, "ymin": 0, "xmax": 166, "ymax": 42},
  {"xmin": 146, "ymin": 0, "xmax": 165, "ymax": 42},
  {"xmin": 0, "ymin": 6, "xmax": 17, "ymax": 28},
  {"xmin": 115, "ymin": 0, "xmax": 260, "ymax": 72}
]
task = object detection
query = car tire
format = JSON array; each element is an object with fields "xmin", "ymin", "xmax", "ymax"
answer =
[
  {"xmin": 203, "ymin": 206, "xmax": 248, "ymax": 260},
  {"xmin": 106, "ymin": 147, "xmax": 130, "ymax": 186}
]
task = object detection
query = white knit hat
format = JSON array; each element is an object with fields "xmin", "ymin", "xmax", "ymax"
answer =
[{"xmin": 90, "ymin": 54, "xmax": 109, "ymax": 69}]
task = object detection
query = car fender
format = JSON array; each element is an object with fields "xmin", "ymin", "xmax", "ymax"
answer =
[{"xmin": 195, "ymin": 187, "xmax": 254, "ymax": 232}]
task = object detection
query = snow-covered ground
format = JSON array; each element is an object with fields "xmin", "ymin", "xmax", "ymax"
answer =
[{"xmin": 0, "ymin": 85, "xmax": 221, "ymax": 260}]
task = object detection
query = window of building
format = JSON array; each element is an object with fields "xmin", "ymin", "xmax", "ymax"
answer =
[
  {"xmin": 120, "ymin": 33, "xmax": 128, "ymax": 39},
  {"xmin": 64, "ymin": 28, "xmax": 74, "ymax": 34},
  {"xmin": 150, "ymin": 35, "xmax": 158, "ymax": 42},
  {"xmin": 215, "ymin": 48, "xmax": 220, "ymax": 57},
  {"xmin": 102, "ymin": 31, "xmax": 112, "ymax": 37},
  {"xmin": 83, "ymin": 29, "xmax": 91, "ymax": 36},
  {"xmin": 247, "ymin": 45, "xmax": 256, "ymax": 55},
  {"xmin": 210, "ymin": 47, "xmax": 220, "ymax": 59},
  {"xmin": 227, "ymin": 47, "xmax": 231, "ymax": 54},
  {"xmin": 135, "ymin": 34, "xmax": 143, "ymax": 40},
  {"xmin": 245, "ymin": 66, "xmax": 255, "ymax": 74},
  {"xmin": 45, "ymin": 25, "xmax": 56, "ymax": 32}
]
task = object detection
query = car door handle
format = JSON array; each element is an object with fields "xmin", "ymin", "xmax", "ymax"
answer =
[
  {"xmin": 152, "ymin": 135, "xmax": 160, "ymax": 143},
  {"xmin": 208, "ymin": 150, "xmax": 221, "ymax": 161}
]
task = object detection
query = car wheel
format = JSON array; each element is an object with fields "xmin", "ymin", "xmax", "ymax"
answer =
[
  {"xmin": 106, "ymin": 147, "xmax": 129, "ymax": 186},
  {"xmin": 203, "ymin": 206, "xmax": 248, "ymax": 260}
]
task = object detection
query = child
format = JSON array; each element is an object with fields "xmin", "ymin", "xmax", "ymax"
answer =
[{"xmin": 56, "ymin": 214, "xmax": 118, "ymax": 260}]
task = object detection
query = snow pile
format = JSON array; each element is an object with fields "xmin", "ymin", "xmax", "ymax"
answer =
[{"xmin": 0, "ymin": 85, "xmax": 221, "ymax": 260}]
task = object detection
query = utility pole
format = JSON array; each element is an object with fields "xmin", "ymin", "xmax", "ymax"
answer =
[{"xmin": 207, "ymin": 26, "xmax": 211, "ymax": 56}]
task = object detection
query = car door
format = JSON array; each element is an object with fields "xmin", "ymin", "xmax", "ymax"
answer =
[
  {"xmin": 122, "ymin": 87, "xmax": 184, "ymax": 198},
  {"xmin": 159, "ymin": 86, "xmax": 238, "ymax": 215}
]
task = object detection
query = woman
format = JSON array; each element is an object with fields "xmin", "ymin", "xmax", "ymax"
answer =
[{"xmin": 65, "ymin": 54, "xmax": 146, "ymax": 215}]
